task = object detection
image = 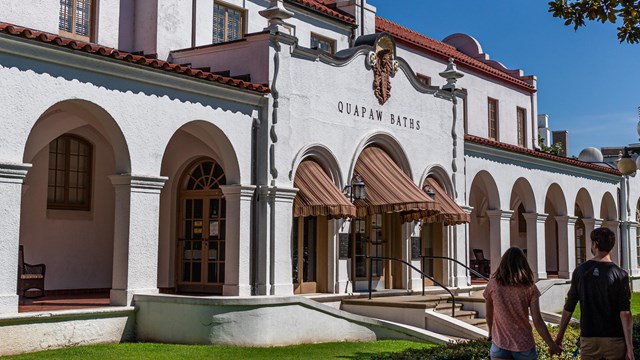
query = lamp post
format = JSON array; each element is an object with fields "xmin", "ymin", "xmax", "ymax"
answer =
[
  {"xmin": 614, "ymin": 115, "xmax": 640, "ymax": 272},
  {"xmin": 616, "ymin": 115, "xmax": 640, "ymax": 175},
  {"xmin": 344, "ymin": 173, "xmax": 366, "ymax": 203}
]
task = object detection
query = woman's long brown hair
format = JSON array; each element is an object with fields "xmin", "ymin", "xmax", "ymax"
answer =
[{"xmin": 493, "ymin": 247, "xmax": 534, "ymax": 286}]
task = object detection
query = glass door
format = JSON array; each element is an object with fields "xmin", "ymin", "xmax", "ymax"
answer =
[
  {"xmin": 292, "ymin": 217, "xmax": 318, "ymax": 294},
  {"xmin": 176, "ymin": 159, "xmax": 227, "ymax": 294},
  {"xmin": 178, "ymin": 196, "xmax": 226, "ymax": 294},
  {"xmin": 352, "ymin": 215, "xmax": 385, "ymax": 281}
]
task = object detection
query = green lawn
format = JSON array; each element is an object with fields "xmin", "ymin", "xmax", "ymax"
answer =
[
  {"xmin": 5, "ymin": 341, "xmax": 434, "ymax": 360},
  {"xmin": 569, "ymin": 292, "xmax": 640, "ymax": 320}
]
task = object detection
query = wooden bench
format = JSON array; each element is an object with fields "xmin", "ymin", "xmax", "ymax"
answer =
[{"xmin": 18, "ymin": 245, "xmax": 46, "ymax": 298}]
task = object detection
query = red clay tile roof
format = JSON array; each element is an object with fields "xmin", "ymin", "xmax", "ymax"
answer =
[
  {"xmin": 0, "ymin": 23, "xmax": 270, "ymax": 94},
  {"xmin": 465, "ymin": 135, "xmax": 621, "ymax": 175},
  {"xmin": 291, "ymin": 0, "xmax": 355, "ymax": 23},
  {"xmin": 376, "ymin": 17, "xmax": 536, "ymax": 93}
]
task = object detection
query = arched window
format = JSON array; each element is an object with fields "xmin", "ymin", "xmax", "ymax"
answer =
[{"xmin": 47, "ymin": 134, "xmax": 92, "ymax": 210}]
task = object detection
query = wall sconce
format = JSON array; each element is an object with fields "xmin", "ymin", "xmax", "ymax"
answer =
[
  {"xmin": 344, "ymin": 173, "xmax": 366, "ymax": 203},
  {"xmin": 422, "ymin": 184, "xmax": 436, "ymax": 199}
]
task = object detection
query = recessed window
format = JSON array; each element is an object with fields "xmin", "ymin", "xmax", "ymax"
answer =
[
  {"xmin": 416, "ymin": 74, "xmax": 431, "ymax": 86},
  {"xmin": 48, "ymin": 135, "xmax": 92, "ymax": 211},
  {"xmin": 213, "ymin": 2, "xmax": 244, "ymax": 44},
  {"xmin": 59, "ymin": 0, "xmax": 95, "ymax": 42},
  {"xmin": 311, "ymin": 33, "xmax": 336, "ymax": 54},
  {"xmin": 488, "ymin": 98, "xmax": 499, "ymax": 141},
  {"xmin": 517, "ymin": 107, "xmax": 527, "ymax": 147}
]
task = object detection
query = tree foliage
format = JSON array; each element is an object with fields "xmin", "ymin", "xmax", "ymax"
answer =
[
  {"xmin": 548, "ymin": 0, "xmax": 640, "ymax": 43},
  {"xmin": 538, "ymin": 136, "xmax": 565, "ymax": 156}
]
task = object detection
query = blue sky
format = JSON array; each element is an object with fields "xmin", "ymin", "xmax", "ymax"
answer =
[{"xmin": 372, "ymin": 1, "xmax": 640, "ymax": 156}]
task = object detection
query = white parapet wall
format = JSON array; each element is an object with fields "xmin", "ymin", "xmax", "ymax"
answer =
[
  {"xmin": 0, "ymin": 307, "xmax": 136, "ymax": 356},
  {"xmin": 538, "ymin": 280, "xmax": 571, "ymax": 313},
  {"xmin": 134, "ymin": 294, "xmax": 450, "ymax": 346}
]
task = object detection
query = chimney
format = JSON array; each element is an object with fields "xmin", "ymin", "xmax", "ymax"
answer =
[
  {"xmin": 334, "ymin": 0, "xmax": 376, "ymax": 36},
  {"xmin": 552, "ymin": 130, "xmax": 568, "ymax": 157},
  {"xmin": 537, "ymin": 114, "xmax": 551, "ymax": 147}
]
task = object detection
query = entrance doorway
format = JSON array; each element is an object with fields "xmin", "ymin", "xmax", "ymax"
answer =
[
  {"xmin": 352, "ymin": 214, "xmax": 386, "ymax": 289},
  {"xmin": 421, "ymin": 222, "xmax": 444, "ymax": 285},
  {"xmin": 291, "ymin": 216, "xmax": 330, "ymax": 294},
  {"xmin": 176, "ymin": 159, "xmax": 226, "ymax": 294},
  {"xmin": 292, "ymin": 217, "xmax": 317, "ymax": 294}
]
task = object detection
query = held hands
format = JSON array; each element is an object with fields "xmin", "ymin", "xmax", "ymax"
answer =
[{"xmin": 548, "ymin": 342, "xmax": 563, "ymax": 356}]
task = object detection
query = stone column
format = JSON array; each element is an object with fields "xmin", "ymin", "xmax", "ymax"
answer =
[
  {"xmin": 408, "ymin": 222, "xmax": 422, "ymax": 291},
  {"xmin": 603, "ymin": 220, "xmax": 621, "ymax": 264},
  {"xmin": 454, "ymin": 206, "xmax": 473, "ymax": 287},
  {"xmin": 335, "ymin": 219, "xmax": 351, "ymax": 294},
  {"xmin": 487, "ymin": 210, "xmax": 513, "ymax": 273},
  {"xmin": 582, "ymin": 218, "xmax": 596, "ymax": 240},
  {"xmin": 262, "ymin": 186, "xmax": 298, "ymax": 296},
  {"xmin": 523, "ymin": 212, "xmax": 547, "ymax": 280},
  {"xmin": 556, "ymin": 215, "xmax": 577, "ymax": 279},
  {"xmin": 627, "ymin": 221, "xmax": 640, "ymax": 276},
  {"xmin": 220, "ymin": 185, "xmax": 256, "ymax": 296},
  {"xmin": 109, "ymin": 175, "xmax": 167, "ymax": 306},
  {"xmin": 0, "ymin": 163, "xmax": 30, "ymax": 314}
]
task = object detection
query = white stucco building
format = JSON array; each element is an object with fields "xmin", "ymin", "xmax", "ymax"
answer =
[{"xmin": 1, "ymin": 0, "xmax": 639, "ymax": 328}]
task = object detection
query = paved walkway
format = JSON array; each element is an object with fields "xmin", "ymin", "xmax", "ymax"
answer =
[{"xmin": 19, "ymin": 293, "xmax": 110, "ymax": 312}]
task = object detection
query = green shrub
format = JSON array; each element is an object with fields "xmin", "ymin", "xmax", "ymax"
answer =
[
  {"xmin": 370, "ymin": 338, "xmax": 489, "ymax": 360},
  {"xmin": 371, "ymin": 323, "xmax": 581, "ymax": 360},
  {"xmin": 373, "ymin": 315, "xmax": 640, "ymax": 360}
]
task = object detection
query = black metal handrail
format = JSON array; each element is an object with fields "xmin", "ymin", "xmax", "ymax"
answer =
[
  {"xmin": 421, "ymin": 255, "xmax": 490, "ymax": 281},
  {"xmin": 366, "ymin": 256, "xmax": 457, "ymax": 317}
]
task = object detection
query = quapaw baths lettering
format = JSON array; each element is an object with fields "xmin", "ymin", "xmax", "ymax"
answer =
[{"xmin": 337, "ymin": 101, "xmax": 421, "ymax": 131}]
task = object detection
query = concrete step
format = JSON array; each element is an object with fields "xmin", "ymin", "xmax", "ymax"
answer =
[
  {"xmin": 434, "ymin": 302, "xmax": 462, "ymax": 311},
  {"xmin": 462, "ymin": 318, "xmax": 487, "ymax": 327},
  {"xmin": 434, "ymin": 309, "xmax": 477, "ymax": 320}
]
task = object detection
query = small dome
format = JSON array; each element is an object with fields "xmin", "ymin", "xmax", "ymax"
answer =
[{"xmin": 578, "ymin": 147, "xmax": 603, "ymax": 163}]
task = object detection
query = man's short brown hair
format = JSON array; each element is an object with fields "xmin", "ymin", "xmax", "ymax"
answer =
[{"xmin": 591, "ymin": 227, "xmax": 616, "ymax": 252}]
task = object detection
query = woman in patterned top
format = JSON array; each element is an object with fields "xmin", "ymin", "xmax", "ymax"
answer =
[{"xmin": 484, "ymin": 247, "xmax": 562, "ymax": 359}]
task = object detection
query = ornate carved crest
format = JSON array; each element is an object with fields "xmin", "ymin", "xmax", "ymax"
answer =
[
  {"xmin": 373, "ymin": 50, "xmax": 393, "ymax": 105},
  {"xmin": 367, "ymin": 34, "xmax": 398, "ymax": 106}
]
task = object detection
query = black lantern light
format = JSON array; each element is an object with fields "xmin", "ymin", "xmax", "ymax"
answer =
[{"xmin": 344, "ymin": 173, "xmax": 366, "ymax": 203}]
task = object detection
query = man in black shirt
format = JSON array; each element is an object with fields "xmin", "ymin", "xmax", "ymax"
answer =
[{"xmin": 555, "ymin": 227, "xmax": 633, "ymax": 359}]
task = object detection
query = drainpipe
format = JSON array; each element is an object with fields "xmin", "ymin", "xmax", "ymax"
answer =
[
  {"xmin": 250, "ymin": 115, "xmax": 261, "ymax": 295},
  {"xmin": 360, "ymin": 0, "xmax": 365, "ymax": 37}
]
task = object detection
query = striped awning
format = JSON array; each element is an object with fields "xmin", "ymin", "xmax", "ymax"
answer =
[
  {"xmin": 293, "ymin": 160, "xmax": 357, "ymax": 218},
  {"xmin": 353, "ymin": 146, "xmax": 438, "ymax": 219},
  {"xmin": 406, "ymin": 178, "xmax": 470, "ymax": 225}
]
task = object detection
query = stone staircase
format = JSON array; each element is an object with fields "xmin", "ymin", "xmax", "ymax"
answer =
[
  {"xmin": 340, "ymin": 293, "xmax": 488, "ymax": 339},
  {"xmin": 434, "ymin": 301, "xmax": 488, "ymax": 331}
]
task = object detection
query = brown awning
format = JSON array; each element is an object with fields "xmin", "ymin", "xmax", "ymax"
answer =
[
  {"xmin": 293, "ymin": 160, "xmax": 357, "ymax": 218},
  {"xmin": 353, "ymin": 146, "xmax": 438, "ymax": 219},
  {"xmin": 407, "ymin": 178, "xmax": 469, "ymax": 225}
]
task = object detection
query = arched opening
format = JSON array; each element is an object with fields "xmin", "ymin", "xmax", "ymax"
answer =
[
  {"xmin": 510, "ymin": 204, "xmax": 527, "ymax": 248},
  {"xmin": 290, "ymin": 154, "xmax": 354, "ymax": 295},
  {"xmin": 544, "ymin": 184, "xmax": 567, "ymax": 278},
  {"xmin": 19, "ymin": 100, "xmax": 129, "ymax": 304},
  {"xmin": 574, "ymin": 188, "xmax": 594, "ymax": 266},
  {"xmin": 468, "ymin": 171, "xmax": 500, "ymax": 278},
  {"xmin": 600, "ymin": 192, "xmax": 619, "ymax": 262},
  {"xmin": 176, "ymin": 158, "xmax": 227, "ymax": 294},
  {"xmin": 348, "ymin": 144, "xmax": 434, "ymax": 292},
  {"xmin": 417, "ymin": 171, "xmax": 468, "ymax": 287},
  {"xmin": 159, "ymin": 121, "xmax": 241, "ymax": 295}
]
